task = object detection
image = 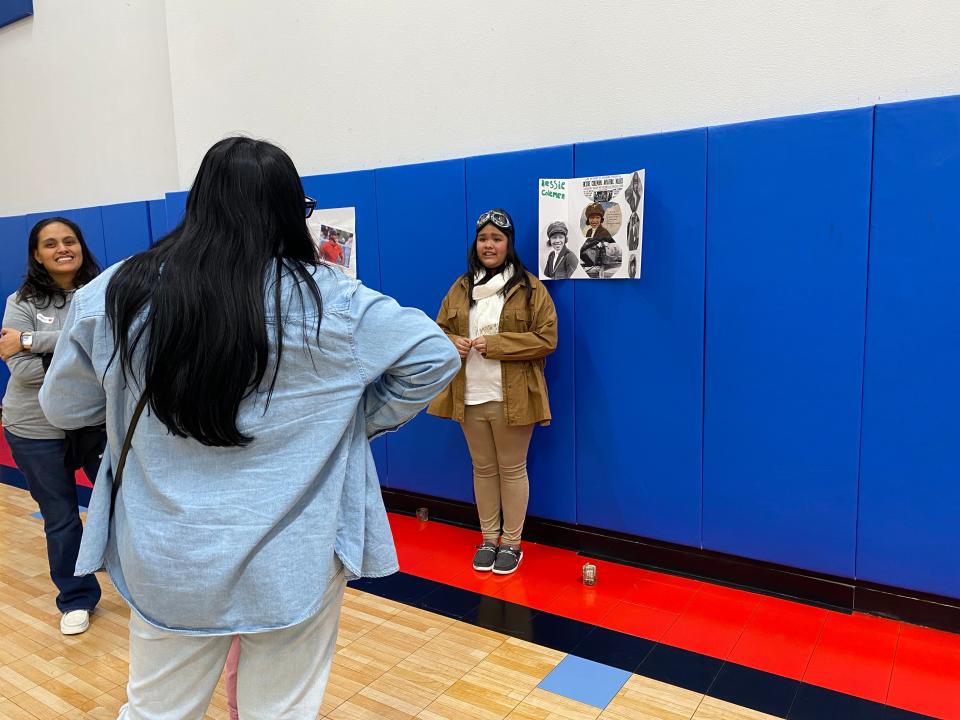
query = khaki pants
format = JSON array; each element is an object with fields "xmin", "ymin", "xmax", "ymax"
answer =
[{"xmin": 460, "ymin": 402, "xmax": 534, "ymax": 546}]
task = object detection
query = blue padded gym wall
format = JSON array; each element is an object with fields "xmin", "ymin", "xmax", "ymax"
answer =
[
  {"xmin": 5, "ymin": 91, "xmax": 960, "ymax": 601},
  {"xmin": 375, "ymin": 159, "xmax": 474, "ymax": 502},
  {"xmin": 703, "ymin": 108, "xmax": 873, "ymax": 577},
  {"xmin": 100, "ymin": 201, "xmax": 152, "ymax": 266},
  {"xmin": 148, "ymin": 199, "xmax": 169, "ymax": 243},
  {"xmin": 0, "ymin": 215, "xmax": 29, "ymax": 396},
  {"xmin": 574, "ymin": 129, "xmax": 707, "ymax": 547},
  {"xmin": 465, "ymin": 145, "xmax": 576, "ymax": 524},
  {"xmin": 165, "ymin": 191, "xmax": 188, "ymax": 231},
  {"xmin": 0, "ymin": 1, "xmax": 32, "ymax": 28},
  {"xmin": 857, "ymin": 95, "xmax": 960, "ymax": 598},
  {"xmin": 301, "ymin": 169, "xmax": 387, "ymax": 477},
  {"xmin": 0, "ymin": 215, "xmax": 28, "ymax": 302}
]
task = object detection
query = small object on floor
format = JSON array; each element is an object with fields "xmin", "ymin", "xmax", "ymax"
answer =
[
  {"xmin": 60, "ymin": 609, "xmax": 90, "ymax": 635},
  {"xmin": 493, "ymin": 544, "xmax": 523, "ymax": 575},
  {"xmin": 472, "ymin": 541, "xmax": 498, "ymax": 571},
  {"xmin": 582, "ymin": 562, "xmax": 597, "ymax": 586},
  {"xmin": 416, "ymin": 507, "xmax": 429, "ymax": 522}
]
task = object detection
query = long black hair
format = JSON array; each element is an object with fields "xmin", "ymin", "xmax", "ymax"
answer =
[
  {"xmin": 106, "ymin": 137, "xmax": 322, "ymax": 447},
  {"xmin": 18, "ymin": 217, "xmax": 101, "ymax": 308},
  {"xmin": 464, "ymin": 208, "xmax": 530, "ymax": 306}
]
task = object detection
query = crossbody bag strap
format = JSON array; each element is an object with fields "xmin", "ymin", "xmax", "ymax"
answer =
[{"xmin": 109, "ymin": 393, "xmax": 150, "ymax": 516}]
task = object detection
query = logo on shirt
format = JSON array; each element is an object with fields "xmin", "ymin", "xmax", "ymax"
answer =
[{"xmin": 37, "ymin": 313, "xmax": 55, "ymax": 324}]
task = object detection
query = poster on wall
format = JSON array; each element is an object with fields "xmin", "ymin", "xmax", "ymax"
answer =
[
  {"xmin": 538, "ymin": 170, "xmax": 644, "ymax": 280},
  {"xmin": 307, "ymin": 206, "xmax": 357, "ymax": 278}
]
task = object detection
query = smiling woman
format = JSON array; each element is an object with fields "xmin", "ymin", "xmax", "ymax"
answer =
[{"xmin": 0, "ymin": 216, "xmax": 104, "ymax": 637}]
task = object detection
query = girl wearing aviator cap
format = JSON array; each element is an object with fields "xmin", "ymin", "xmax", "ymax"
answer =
[
  {"xmin": 429, "ymin": 209, "xmax": 558, "ymax": 575},
  {"xmin": 543, "ymin": 221, "xmax": 578, "ymax": 280}
]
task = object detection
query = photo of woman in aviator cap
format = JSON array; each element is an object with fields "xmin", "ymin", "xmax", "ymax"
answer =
[
  {"xmin": 579, "ymin": 202, "xmax": 622, "ymax": 278},
  {"xmin": 542, "ymin": 221, "xmax": 578, "ymax": 280}
]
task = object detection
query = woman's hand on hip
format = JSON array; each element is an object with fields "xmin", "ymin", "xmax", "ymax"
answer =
[{"xmin": 0, "ymin": 328, "xmax": 23, "ymax": 361}]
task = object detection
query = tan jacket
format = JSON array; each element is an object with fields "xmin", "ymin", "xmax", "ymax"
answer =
[{"xmin": 427, "ymin": 271, "xmax": 557, "ymax": 426}]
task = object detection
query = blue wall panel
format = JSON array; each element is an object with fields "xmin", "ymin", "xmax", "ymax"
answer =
[
  {"xmin": 0, "ymin": 0, "xmax": 32, "ymax": 28},
  {"xmin": 0, "ymin": 215, "xmax": 28, "ymax": 301},
  {"xmin": 101, "ymin": 201, "xmax": 152, "ymax": 266},
  {"xmin": 376, "ymin": 159, "xmax": 473, "ymax": 502},
  {"xmin": 301, "ymin": 170, "xmax": 382, "ymax": 293},
  {"xmin": 703, "ymin": 109, "xmax": 873, "ymax": 576},
  {"xmin": 165, "ymin": 191, "xmax": 188, "ymax": 230},
  {"xmin": 0, "ymin": 215, "xmax": 29, "ymax": 398},
  {"xmin": 465, "ymin": 145, "xmax": 576, "ymax": 524},
  {"xmin": 574, "ymin": 129, "xmax": 707, "ymax": 546},
  {"xmin": 858, "ymin": 95, "xmax": 960, "ymax": 598},
  {"xmin": 148, "ymin": 199, "xmax": 169, "ymax": 243},
  {"xmin": 301, "ymin": 170, "xmax": 386, "ymax": 474}
]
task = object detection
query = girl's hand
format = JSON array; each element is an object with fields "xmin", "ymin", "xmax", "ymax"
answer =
[
  {"xmin": 451, "ymin": 335, "xmax": 472, "ymax": 359},
  {"xmin": 0, "ymin": 328, "xmax": 23, "ymax": 361},
  {"xmin": 472, "ymin": 335, "xmax": 488, "ymax": 357}
]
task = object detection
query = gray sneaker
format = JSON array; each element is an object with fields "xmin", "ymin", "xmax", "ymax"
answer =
[
  {"xmin": 472, "ymin": 542, "xmax": 498, "ymax": 571},
  {"xmin": 493, "ymin": 545, "xmax": 523, "ymax": 575}
]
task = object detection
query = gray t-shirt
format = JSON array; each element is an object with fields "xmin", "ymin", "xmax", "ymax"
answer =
[{"xmin": 2, "ymin": 290, "xmax": 75, "ymax": 439}]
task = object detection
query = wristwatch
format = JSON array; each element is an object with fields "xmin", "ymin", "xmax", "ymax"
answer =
[{"xmin": 20, "ymin": 332, "xmax": 33, "ymax": 351}]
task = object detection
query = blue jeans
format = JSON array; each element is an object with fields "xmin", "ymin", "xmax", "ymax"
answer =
[{"xmin": 5, "ymin": 429, "xmax": 102, "ymax": 612}]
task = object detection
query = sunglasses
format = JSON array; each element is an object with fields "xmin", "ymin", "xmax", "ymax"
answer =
[
  {"xmin": 305, "ymin": 196, "xmax": 317, "ymax": 219},
  {"xmin": 476, "ymin": 210, "xmax": 512, "ymax": 230}
]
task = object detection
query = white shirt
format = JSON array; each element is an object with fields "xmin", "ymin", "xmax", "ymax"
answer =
[{"xmin": 464, "ymin": 270, "xmax": 510, "ymax": 405}]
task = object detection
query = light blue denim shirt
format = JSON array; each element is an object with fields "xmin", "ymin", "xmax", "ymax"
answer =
[{"xmin": 39, "ymin": 262, "xmax": 460, "ymax": 635}]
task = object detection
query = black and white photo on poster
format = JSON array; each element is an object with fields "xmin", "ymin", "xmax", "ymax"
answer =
[
  {"xmin": 307, "ymin": 206, "xmax": 358, "ymax": 278},
  {"xmin": 625, "ymin": 171, "xmax": 643, "ymax": 252},
  {"xmin": 542, "ymin": 220, "xmax": 578, "ymax": 280},
  {"xmin": 538, "ymin": 170, "xmax": 644, "ymax": 280}
]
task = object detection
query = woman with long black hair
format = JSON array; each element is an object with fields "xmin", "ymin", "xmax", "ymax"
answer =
[
  {"xmin": 428, "ymin": 209, "xmax": 557, "ymax": 575},
  {"xmin": 40, "ymin": 137, "xmax": 459, "ymax": 718},
  {"xmin": 0, "ymin": 217, "xmax": 103, "ymax": 636}
]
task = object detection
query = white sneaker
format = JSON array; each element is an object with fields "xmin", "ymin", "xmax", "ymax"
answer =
[{"xmin": 60, "ymin": 609, "xmax": 90, "ymax": 635}]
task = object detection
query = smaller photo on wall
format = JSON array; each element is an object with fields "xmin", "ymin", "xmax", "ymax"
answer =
[{"xmin": 308, "ymin": 207, "xmax": 357, "ymax": 278}]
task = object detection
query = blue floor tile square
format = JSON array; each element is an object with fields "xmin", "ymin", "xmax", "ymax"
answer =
[{"xmin": 537, "ymin": 654, "xmax": 631, "ymax": 709}]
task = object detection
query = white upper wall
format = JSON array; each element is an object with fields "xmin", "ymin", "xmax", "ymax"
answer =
[
  {"xmin": 3, "ymin": 1, "xmax": 960, "ymax": 214},
  {"xmin": 0, "ymin": 0, "xmax": 177, "ymax": 215},
  {"xmin": 0, "ymin": 0, "xmax": 179, "ymax": 216},
  {"xmin": 164, "ymin": 0, "xmax": 960, "ymax": 186}
]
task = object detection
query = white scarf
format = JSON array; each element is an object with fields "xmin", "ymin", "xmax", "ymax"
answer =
[{"xmin": 469, "ymin": 267, "xmax": 513, "ymax": 339}]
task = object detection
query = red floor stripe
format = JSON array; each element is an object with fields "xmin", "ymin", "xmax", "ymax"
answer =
[
  {"xmin": 389, "ymin": 512, "xmax": 960, "ymax": 719},
  {"xmin": 887, "ymin": 623, "xmax": 960, "ymax": 719}
]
